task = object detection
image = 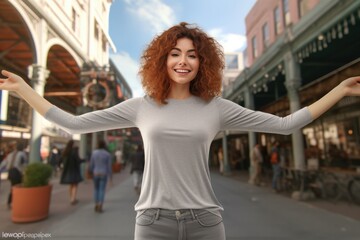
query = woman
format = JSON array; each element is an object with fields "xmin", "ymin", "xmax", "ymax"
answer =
[
  {"xmin": 1, "ymin": 22, "xmax": 359, "ymax": 239},
  {"xmin": 89, "ymin": 140, "xmax": 112, "ymax": 213},
  {"xmin": 60, "ymin": 140, "xmax": 83, "ymax": 205}
]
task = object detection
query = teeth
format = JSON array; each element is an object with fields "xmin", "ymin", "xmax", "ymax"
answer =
[{"xmin": 175, "ymin": 69, "xmax": 190, "ymax": 73}]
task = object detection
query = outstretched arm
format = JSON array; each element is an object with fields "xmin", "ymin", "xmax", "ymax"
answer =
[
  {"xmin": 218, "ymin": 76, "xmax": 360, "ymax": 135},
  {"xmin": 0, "ymin": 70, "xmax": 52, "ymax": 116},
  {"xmin": 1, "ymin": 70, "xmax": 139, "ymax": 135},
  {"xmin": 307, "ymin": 76, "xmax": 360, "ymax": 119}
]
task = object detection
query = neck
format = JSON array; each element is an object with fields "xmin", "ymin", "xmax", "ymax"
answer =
[{"xmin": 168, "ymin": 84, "xmax": 191, "ymax": 99}]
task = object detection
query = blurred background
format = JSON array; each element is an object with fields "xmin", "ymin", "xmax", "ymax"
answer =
[{"xmin": 0, "ymin": 0, "xmax": 359, "ymax": 238}]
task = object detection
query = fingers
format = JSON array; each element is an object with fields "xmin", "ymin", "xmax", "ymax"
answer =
[{"xmin": 1, "ymin": 70, "xmax": 10, "ymax": 77}]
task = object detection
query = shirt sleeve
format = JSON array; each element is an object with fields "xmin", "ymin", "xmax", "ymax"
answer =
[
  {"xmin": 216, "ymin": 97, "xmax": 313, "ymax": 135},
  {"xmin": 44, "ymin": 97, "xmax": 142, "ymax": 134}
]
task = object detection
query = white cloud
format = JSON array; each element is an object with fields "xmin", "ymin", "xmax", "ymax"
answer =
[
  {"xmin": 124, "ymin": 0, "xmax": 176, "ymax": 34},
  {"xmin": 208, "ymin": 28, "xmax": 247, "ymax": 53},
  {"xmin": 110, "ymin": 52, "xmax": 144, "ymax": 98}
]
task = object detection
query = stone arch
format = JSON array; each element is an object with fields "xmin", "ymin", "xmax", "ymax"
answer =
[
  {"xmin": 2, "ymin": 0, "xmax": 38, "ymax": 75},
  {"xmin": 44, "ymin": 42, "xmax": 83, "ymax": 113}
]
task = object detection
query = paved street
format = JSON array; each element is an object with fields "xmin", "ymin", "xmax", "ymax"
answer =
[{"xmin": 1, "ymin": 168, "xmax": 360, "ymax": 240}]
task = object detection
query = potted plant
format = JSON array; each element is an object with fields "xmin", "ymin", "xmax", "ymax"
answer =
[{"xmin": 11, "ymin": 162, "xmax": 53, "ymax": 223}]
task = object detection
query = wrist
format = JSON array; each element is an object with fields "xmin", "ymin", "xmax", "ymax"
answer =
[
  {"xmin": 333, "ymin": 82, "xmax": 347, "ymax": 99},
  {"xmin": 17, "ymin": 80, "xmax": 31, "ymax": 95}
]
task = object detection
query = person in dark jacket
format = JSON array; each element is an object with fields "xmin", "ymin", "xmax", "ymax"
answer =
[
  {"xmin": 60, "ymin": 140, "xmax": 83, "ymax": 205},
  {"xmin": 130, "ymin": 144, "xmax": 145, "ymax": 195},
  {"xmin": 48, "ymin": 145, "xmax": 60, "ymax": 177}
]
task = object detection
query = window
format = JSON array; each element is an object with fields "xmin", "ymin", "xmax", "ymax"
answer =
[
  {"xmin": 6, "ymin": 95, "xmax": 31, "ymax": 128},
  {"xmin": 225, "ymin": 54, "xmax": 239, "ymax": 70},
  {"xmin": 274, "ymin": 6, "xmax": 281, "ymax": 35},
  {"xmin": 72, "ymin": 8, "xmax": 81, "ymax": 36},
  {"xmin": 283, "ymin": 0, "xmax": 291, "ymax": 26},
  {"xmin": 252, "ymin": 36, "xmax": 258, "ymax": 59},
  {"xmin": 262, "ymin": 23, "xmax": 270, "ymax": 48},
  {"xmin": 94, "ymin": 21, "xmax": 99, "ymax": 39},
  {"xmin": 102, "ymin": 36, "xmax": 107, "ymax": 51},
  {"xmin": 298, "ymin": 0, "xmax": 311, "ymax": 18},
  {"xmin": 72, "ymin": 8, "xmax": 76, "ymax": 32}
]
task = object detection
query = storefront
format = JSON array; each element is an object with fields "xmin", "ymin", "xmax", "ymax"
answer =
[
  {"xmin": 303, "ymin": 102, "xmax": 360, "ymax": 168},
  {"xmin": 0, "ymin": 126, "xmax": 31, "ymax": 161}
]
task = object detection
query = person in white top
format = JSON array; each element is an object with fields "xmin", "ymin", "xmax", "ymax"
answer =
[
  {"xmin": 249, "ymin": 144, "xmax": 263, "ymax": 185},
  {"xmin": 1, "ymin": 22, "xmax": 360, "ymax": 239}
]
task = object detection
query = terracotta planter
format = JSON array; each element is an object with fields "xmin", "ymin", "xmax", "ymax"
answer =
[
  {"xmin": 112, "ymin": 163, "xmax": 121, "ymax": 173},
  {"xmin": 12, "ymin": 185, "xmax": 52, "ymax": 223}
]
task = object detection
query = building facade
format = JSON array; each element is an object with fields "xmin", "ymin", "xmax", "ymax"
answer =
[
  {"xmin": 0, "ymin": 0, "xmax": 131, "ymax": 162},
  {"xmin": 223, "ymin": 0, "xmax": 360, "ymax": 170}
]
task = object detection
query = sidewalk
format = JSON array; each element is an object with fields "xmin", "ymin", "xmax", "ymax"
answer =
[
  {"xmin": 1, "ymin": 167, "xmax": 359, "ymax": 240},
  {"xmin": 228, "ymin": 169, "xmax": 360, "ymax": 222},
  {"xmin": 0, "ymin": 165, "xmax": 135, "ymax": 236}
]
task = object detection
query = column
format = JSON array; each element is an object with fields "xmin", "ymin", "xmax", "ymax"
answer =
[
  {"xmin": 79, "ymin": 134, "xmax": 88, "ymax": 159},
  {"xmin": 244, "ymin": 86, "xmax": 256, "ymax": 181},
  {"xmin": 76, "ymin": 106, "xmax": 91, "ymax": 160},
  {"xmin": 28, "ymin": 64, "xmax": 49, "ymax": 163},
  {"xmin": 284, "ymin": 51, "xmax": 306, "ymax": 170}
]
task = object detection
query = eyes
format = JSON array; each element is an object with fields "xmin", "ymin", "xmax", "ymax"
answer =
[{"xmin": 169, "ymin": 51, "xmax": 197, "ymax": 59}]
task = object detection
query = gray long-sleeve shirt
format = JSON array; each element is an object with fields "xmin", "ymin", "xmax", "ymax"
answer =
[{"xmin": 45, "ymin": 96, "xmax": 313, "ymax": 211}]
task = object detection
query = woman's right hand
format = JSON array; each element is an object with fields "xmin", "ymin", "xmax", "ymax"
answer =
[
  {"xmin": 0, "ymin": 70, "xmax": 26, "ymax": 92},
  {"xmin": 0, "ymin": 69, "xmax": 53, "ymax": 116}
]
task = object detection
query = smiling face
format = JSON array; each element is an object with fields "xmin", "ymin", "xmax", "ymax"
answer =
[{"xmin": 166, "ymin": 38, "xmax": 199, "ymax": 88}]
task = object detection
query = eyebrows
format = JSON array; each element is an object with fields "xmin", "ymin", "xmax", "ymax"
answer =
[{"xmin": 170, "ymin": 47, "xmax": 196, "ymax": 53}]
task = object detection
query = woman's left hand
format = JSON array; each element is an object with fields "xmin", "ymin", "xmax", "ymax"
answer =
[{"xmin": 341, "ymin": 76, "xmax": 360, "ymax": 96}]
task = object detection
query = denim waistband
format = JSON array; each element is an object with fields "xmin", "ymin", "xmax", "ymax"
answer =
[{"xmin": 137, "ymin": 208, "xmax": 221, "ymax": 221}]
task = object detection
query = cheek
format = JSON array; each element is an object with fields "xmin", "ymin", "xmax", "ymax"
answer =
[
  {"xmin": 192, "ymin": 59, "xmax": 200, "ymax": 70},
  {"xmin": 192, "ymin": 62, "xmax": 200, "ymax": 75},
  {"xmin": 166, "ymin": 59, "xmax": 172, "ymax": 71}
]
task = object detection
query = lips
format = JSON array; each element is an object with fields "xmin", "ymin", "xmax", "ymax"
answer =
[{"xmin": 174, "ymin": 69, "xmax": 191, "ymax": 73}]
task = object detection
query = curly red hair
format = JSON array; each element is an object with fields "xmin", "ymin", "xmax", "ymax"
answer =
[{"xmin": 139, "ymin": 22, "xmax": 224, "ymax": 104}]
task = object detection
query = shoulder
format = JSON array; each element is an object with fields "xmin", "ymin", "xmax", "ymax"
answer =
[
  {"xmin": 211, "ymin": 97, "xmax": 245, "ymax": 110},
  {"xmin": 119, "ymin": 96, "xmax": 145, "ymax": 106},
  {"xmin": 113, "ymin": 95, "xmax": 155, "ymax": 110}
]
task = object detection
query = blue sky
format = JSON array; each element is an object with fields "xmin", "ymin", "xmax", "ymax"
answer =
[{"xmin": 109, "ymin": 0, "xmax": 256, "ymax": 97}]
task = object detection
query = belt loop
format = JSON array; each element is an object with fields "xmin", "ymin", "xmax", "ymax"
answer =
[
  {"xmin": 190, "ymin": 209, "xmax": 196, "ymax": 220},
  {"xmin": 155, "ymin": 209, "xmax": 160, "ymax": 220}
]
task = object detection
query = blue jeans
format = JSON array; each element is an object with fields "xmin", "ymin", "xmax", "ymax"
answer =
[
  {"xmin": 134, "ymin": 208, "xmax": 225, "ymax": 240},
  {"xmin": 93, "ymin": 175, "xmax": 107, "ymax": 204},
  {"xmin": 272, "ymin": 163, "xmax": 281, "ymax": 190}
]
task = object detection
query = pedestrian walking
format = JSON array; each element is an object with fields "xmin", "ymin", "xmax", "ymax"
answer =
[
  {"xmin": 270, "ymin": 141, "xmax": 281, "ymax": 192},
  {"xmin": 1, "ymin": 21, "xmax": 360, "ymax": 239},
  {"xmin": 217, "ymin": 146, "xmax": 224, "ymax": 175},
  {"xmin": 130, "ymin": 144, "xmax": 145, "ymax": 195},
  {"xmin": 249, "ymin": 144, "xmax": 263, "ymax": 185},
  {"xmin": 48, "ymin": 145, "xmax": 60, "ymax": 177},
  {"xmin": 114, "ymin": 148, "xmax": 123, "ymax": 167},
  {"xmin": 0, "ymin": 142, "xmax": 27, "ymax": 209},
  {"xmin": 59, "ymin": 140, "xmax": 83, "ymax": 205},
  {"xmin": 89, "ymin": 140, "xmax": 112, "ymax": 213}
]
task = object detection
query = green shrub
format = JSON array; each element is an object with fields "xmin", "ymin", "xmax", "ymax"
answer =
[{"xmin": 23, "ymin": 162, "xmax": 52, "ymax": 187}]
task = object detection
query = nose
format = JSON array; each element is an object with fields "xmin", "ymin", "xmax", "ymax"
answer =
[{"xmin": 178, "ymin": 55, "xmax": 187, "ymax": 66}]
